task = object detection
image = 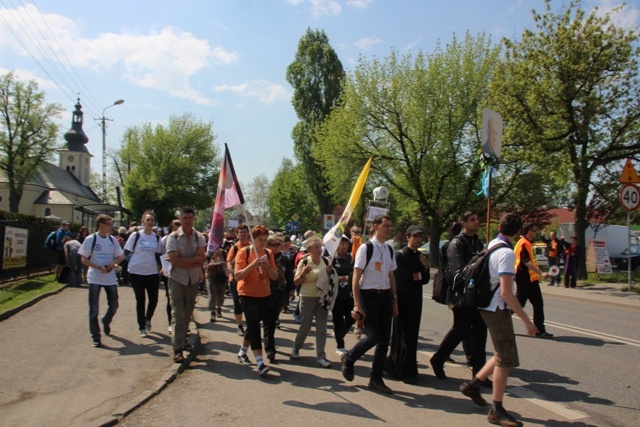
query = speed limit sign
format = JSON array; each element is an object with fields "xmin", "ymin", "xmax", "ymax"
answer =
[{"xmin": 620, "ymin": 184, "xmax": 640, "ymax": 211}]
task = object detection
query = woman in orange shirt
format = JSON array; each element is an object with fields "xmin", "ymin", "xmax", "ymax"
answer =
[{"xmin": 234, "ymin": 225, "xmax": 278, "ymax": 376}]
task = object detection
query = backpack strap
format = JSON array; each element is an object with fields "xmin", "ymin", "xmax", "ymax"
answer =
[{"xmin": 364, "ymin": 240, "xmax": 393, "ymax": 268}]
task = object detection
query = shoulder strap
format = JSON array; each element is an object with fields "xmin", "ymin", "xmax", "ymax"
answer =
[
  {"xmin": 89, "ymin": 233, "xmax": 97, "ymax": 259},
  {"xmin": 364, "ymin": 240, "xmax": 374, "ymax": 268},
  {"xmin": 387, "ymin": 244, "xmax": 394, "ymax": 260},
  {"xmin": 131, "ymin": 232, "xmax": 141, "ymax": 253}
]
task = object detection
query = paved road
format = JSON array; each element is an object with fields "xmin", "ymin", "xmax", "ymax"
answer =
[{"xmin": 1, "ymin": 280, "xmax": 638, "ymax": 426}]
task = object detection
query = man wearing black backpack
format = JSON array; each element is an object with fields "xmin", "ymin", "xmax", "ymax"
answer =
[
  {"xmin": 430, "ymin": 211, "xmax": 487, "ymax": 382},
  {"xmin": 460, "ymin": 213, "xmax": 537, "ymax": 427}
]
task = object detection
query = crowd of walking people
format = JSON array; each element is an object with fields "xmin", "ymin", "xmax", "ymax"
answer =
[{"xmin": 48, "ymin": 206, "xmax": 579, "ymax": 427}]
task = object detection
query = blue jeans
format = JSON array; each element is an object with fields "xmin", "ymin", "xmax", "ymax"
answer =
[
  {"xmin": 345, "ymin": 291, "xmax": 393, "ymax": 379},
  {"xmin": 88, "ymin": 284, "xmax": 119, "ymax": 340}
]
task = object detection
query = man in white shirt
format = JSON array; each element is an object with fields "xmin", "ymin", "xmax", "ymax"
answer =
[
  {"xmin": 79, "ymin": 214, "xmax": 125, "ymax": 348},
  {"xmin": 459, "ymin": 213, "xmax": 537, "ymax": 427},
  {"xmin": 341, "ymin": 214, "xmax": 399, "ymax": 395}
]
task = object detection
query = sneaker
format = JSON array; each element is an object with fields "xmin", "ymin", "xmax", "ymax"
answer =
[
  {"xmin": 92, "ymin": 339, "xmax": 102, "ymax": 348},
  {"xmin": 267, "ymin": 350, "xmax": 276, "ymax": 363},
  {"xmin": 341, "ymin": 353, "xmax": 354, "ymax": 382},
  {"xmin": 354, "ymin": 327, "xmax": 362, "ymax": 338},
  {"xmin": 140, "ymin": 329, "xmax": 148, "ymax": 337},
  {"xmin": 168, "ymin": 325, "xmax": 172, "ymax": 334},
  {"xmin": 257, "ymin": 363, "xmax": 270, "ymax": 376},
  {"xmin": 336, "ymin": 348, "xmax": 346, "ymax": 356},
  {"xmin": 237, "ymin": 353, "xmax": 251, "ymax": 365},
  {"xmin": 460, "ymin": 382, "xmax": 487, "ymax": 407},
  {"xmin": 293, "ymin": 313, "xmax": 301, "ymax": 324},
  {"xmin": 216, "ymin": 307, "xmax": 222, "ymax": 317},
  {"xmin": 145, "ymin": 319, "xmax": 152, "ymax": 331},
  {"xmin": 430, "ymin": 356, "xmax": 447, "ymax": 380},
  {"xmin": 317, "ymin": 358, "xmax": 331, "ymax": 368},
  {"xmin": 481, "ymin": 378, "xmax": 494, "ymax": 389},
  {"xmin": 535, "ymin": 331, "xmax": 554, "ymax": 338},
  {"xmin": 276, "ymin": 319, "xmax": 281, "ymax": 330},
  {"xmin": 102, "ymin": 322, "xmax": 111, "ymax": 337},
  {"xmin": 291, "ymin": 347, "xmax": 300, "ymax": 359},
  {"xmin": 237, "ymin": 325, "xmax": 245, "ymax": 336},
  {"xmin": 368, "ymin": 378, "xmax": 393, "ymax": 395},
  {"xmin": 210, "ymin": 315, "xmax": 216, "ymax": 323},
  {"xmin": 487, "ymin": 408, "xmax": 523, "ymax": 427}
]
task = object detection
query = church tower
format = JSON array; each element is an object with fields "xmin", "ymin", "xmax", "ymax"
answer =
[{"xmin": 58, "ymin": 99, "xmax": 93, "ymax": 186}]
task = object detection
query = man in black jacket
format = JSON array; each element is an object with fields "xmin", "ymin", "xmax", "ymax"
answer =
[{"xmin": 430, "ymin": 211, "xmax": 488, "ymax": 383}]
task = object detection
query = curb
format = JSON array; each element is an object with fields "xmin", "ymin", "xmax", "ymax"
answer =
[
  {"xmin": 97, "ymin": 318, "xmax": 201, "ymax": 427},
  {"xmin": 0, "ymin": 283, "xmax": 69, "ymax": 322}
]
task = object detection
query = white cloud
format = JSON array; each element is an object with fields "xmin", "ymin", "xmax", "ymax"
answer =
[
  {"xmin": 592, "ymin": 0, "xmax": 639, "ymax": 29},
  {"xmin": 284, "ymin": 0, "xmax": 304, "ymax": 4},
  {"xmin": 354, "ymin": 37, "xmax": 381, "ymax": 50},
  {"xmin": 0, "ymin": 67, "xmax": 58, "ymax": 90},
  {"xmin": 310, "ymin": 0, "xmax": 342, "ymax": 18},
  {"xmin": 0, "ymin": 4, "xmax": 240, "ymax": 105},
  {"xmin": 213, "ymin": 80, "xmax": 290, "ymax": 104},
  {"xmin": 346, "ymin": 0, "xmax": 373, "ymax": 8}
]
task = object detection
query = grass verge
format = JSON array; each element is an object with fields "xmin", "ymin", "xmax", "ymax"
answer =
[{"xmin": 0, "ymin": 274, "xmax": 63, "ymax": 314}]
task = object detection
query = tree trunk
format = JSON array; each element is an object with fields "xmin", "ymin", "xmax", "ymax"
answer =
[{"xmin": 9, "ymin": 186, "xmax": 21, "ymax": 213}]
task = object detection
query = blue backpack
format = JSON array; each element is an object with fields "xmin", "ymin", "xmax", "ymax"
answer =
[{"xmin": 44, "ymin": 231, "xmax": 58, "ymax": 251}]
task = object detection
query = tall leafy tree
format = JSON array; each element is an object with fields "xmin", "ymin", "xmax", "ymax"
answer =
[
  {"xmin": 0, "ymin": 71, "xmax": 62, "ymax": 212},
  {"xmin": 267, "ymin": 157, "xmax": 319, "ymax": 232},
  {"xmin": 489, "ymin": 0, "xmax": 640, "ymax": 278},
  {"xmin": 316, "ymin": 34, "xmax": 506, "ymax": 262},
  {"xmin": 286, "ymin": 28, "xmax": 345, "ymax": 218},
  {"xmin": 245, "ymin": 173, "xmax": 271, "ymax": 226},
  {"xmin": 119, "ymin": 113, "xmax": 220, "ymax": 225}
]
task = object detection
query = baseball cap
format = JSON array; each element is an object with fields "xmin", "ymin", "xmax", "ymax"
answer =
[
  {"xmin": 61, "ymin": 221, "xmax": 70, "ymax": 225},
  {"xmin": 406, "ymin": 225, "xmax": 422, "ymax": 235}
]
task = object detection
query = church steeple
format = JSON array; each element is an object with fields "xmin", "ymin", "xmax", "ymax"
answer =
[{"xmin": 63, "ymin": 98, "xmax": 89, "ymax": 152}]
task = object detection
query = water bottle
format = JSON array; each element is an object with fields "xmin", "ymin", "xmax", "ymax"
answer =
[{"xmin": 464, "ymin": 279, "xmax": 476, "ymax": 307}]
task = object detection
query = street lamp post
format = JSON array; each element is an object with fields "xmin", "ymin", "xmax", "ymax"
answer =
[{"xmin": 100, "ymin": 99, "xmax": 124, "ymax": 202}]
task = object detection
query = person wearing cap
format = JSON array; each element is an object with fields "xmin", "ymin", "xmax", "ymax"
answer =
[
  {"xmin": 55, "ymin": 221, "xmax": 74, "ymax": 281},
  {"xmin": 385, "ymin": 224, "xmax": 430, "ymax": 384},
  {"xmin": 331, "ymin": 234, "xmax": 354, "ymax": 356}
]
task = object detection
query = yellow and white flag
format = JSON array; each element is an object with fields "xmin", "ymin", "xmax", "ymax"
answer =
[{"xmin": 322, "ymin": 157, "xmax": 372, "ymax": 255}]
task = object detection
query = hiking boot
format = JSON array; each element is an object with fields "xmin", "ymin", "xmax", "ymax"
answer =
[
  {"xmin": 430, "ymin": 356, "xmax": 447, "ymax": 380},
  {"xmin": 368, "ymin": 378, "xmax": 393, "ymax": 395},
  {"xmin": 341, "ymin": 353, "xmax": 354, "ymax": 382},
  {"xmin": 237, "ymin": 353, "xmax": 251, "ymax": 365},
  {"xmin": 460, "ymin": 382, "xmax": 487, "ymax": 407},
  {"xmin": 535, "ymin": 331, "xmax": 554, "ymax": 338},
  {"xmin": 488, "ymin": 408, "xmax": 523, "ymax": 427}
]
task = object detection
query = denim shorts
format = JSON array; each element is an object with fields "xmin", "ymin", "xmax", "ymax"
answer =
[{"xmin": 480, "ymin": 308, "xmax": 520, "ymax": 368}]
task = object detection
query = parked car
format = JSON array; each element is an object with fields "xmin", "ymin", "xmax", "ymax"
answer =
[
  {"xmin": 533, "ymin": 243, "xmax": 549, "ymax": 268},
  {"xmin": 418, "ymin": 240, "xmax": 447, "ymax": 256},
  {"xmin": 611, "ymin": 245, "xmax": 640, "ymax": 270}
]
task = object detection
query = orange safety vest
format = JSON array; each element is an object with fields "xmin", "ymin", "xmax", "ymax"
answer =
[{"xmin": 514, "ymin": 237, "xmax": 541, "ymax": 282}]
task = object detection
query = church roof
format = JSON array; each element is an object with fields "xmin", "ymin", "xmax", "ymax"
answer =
[{"xmin": 0, "ymin": 161, "xmax": 101, "ymax": 204}]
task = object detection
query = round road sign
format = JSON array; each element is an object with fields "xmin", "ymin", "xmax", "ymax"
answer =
[{"xmin": 620, "ymin": 183, "xmax": 640, "ymax": 211}]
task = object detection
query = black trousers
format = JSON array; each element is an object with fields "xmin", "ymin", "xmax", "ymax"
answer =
[
  {"xmin": 345, "ymin": 291, "xmax": 393, "ymax": 380},
  {"xmin": 130, "ymin": 273, "xmax": 159, "ymax": 330},
  {"xmin": 517, "ymin": 279, "xmax": 546, "ymax": 333},
  {"xmin": 386, "ymin": 287, "xmax": 423, "ymax": 380},
  {"xmin": 432, "ymin": 306, "xmax": 488, "ymax": 375},
  {"xmin": 332, "ymin": 298, "xmax": 355, "ymax": 349}
]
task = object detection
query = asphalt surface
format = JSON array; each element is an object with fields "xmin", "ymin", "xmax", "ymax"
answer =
[{"xmin": 0, "ymin": 279, "xmax": 638, "ymax": 427}]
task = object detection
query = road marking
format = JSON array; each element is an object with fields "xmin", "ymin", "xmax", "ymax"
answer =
[
  {"xmin": 544, "ymin": 320, "xmax": 640, "ymax": 348},
  {"xmin": 509, "ymin": 387, "xmax": 589, "ymax": 420}
]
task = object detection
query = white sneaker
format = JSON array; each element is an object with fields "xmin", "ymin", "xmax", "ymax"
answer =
[
  {"xmin": 336, "ymin": 348, "xmax": 346, "ymax": 356},
  {"xmin": 291, "ymin": 347, "xmax": 300, "ymax": 359},
  {"xmin": 317, "ymin": 358, "xmax": 331, "ymax": 368},
  {"xmin": 140, "ymin": 329, "xmax": 148, "ymax": 337},
  {"xmin": 167, "ymin": 325, "xmax": 172, "ymax": 334}
]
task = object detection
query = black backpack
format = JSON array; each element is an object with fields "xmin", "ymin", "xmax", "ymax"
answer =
[
  {"xmin": 448, "ymin": 242, "xmax": 508, "ymax": 310},
  {"xmin": 431, "ymin": 240, "xmax": 451, "ymax": 305},
  {"xmin": 363, "ymin": 240, "xmax": 394, "ymax": 268}
]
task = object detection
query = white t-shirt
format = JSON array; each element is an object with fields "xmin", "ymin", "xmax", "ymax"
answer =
[
  {"xmin": 124, "ymin": 230, "xmax": 162, "ymax": 276},
  {"xmin": 354, "ymin": 237, "xmax": 397, "ymax": 290},
  {"xmin": 78, "ymin": 233, "xmax": 124, "ymax": 286},
  {"xmin": 482, "ymin": 237, "xmax": 516, "ymax": 312}
]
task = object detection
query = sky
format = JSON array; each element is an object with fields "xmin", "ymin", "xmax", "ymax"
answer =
[{"xmin": 1, "ymin": 0, "xmax": 639, "ymax": 189}]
